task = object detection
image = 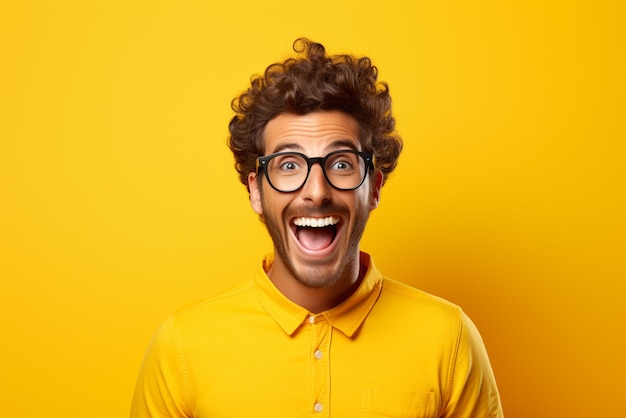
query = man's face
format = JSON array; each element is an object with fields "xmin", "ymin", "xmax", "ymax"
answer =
[{"xmin": 248, "ymin": 111, "xmax": 382, "ymax": 289}]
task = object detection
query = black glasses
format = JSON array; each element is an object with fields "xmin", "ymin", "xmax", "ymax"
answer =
[{"xmin": 256, "ymin": 149, "xmax": 374, "ymax": 193}]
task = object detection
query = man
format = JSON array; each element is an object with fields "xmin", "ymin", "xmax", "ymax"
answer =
[{"xmin": 131, "ymin": 38, "xmax": 504, "ymax": 417}]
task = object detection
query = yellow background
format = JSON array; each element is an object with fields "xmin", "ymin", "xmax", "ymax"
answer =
[{"xmin": 1, "ymin": 1, "xmax": 624, "ymax": 417}]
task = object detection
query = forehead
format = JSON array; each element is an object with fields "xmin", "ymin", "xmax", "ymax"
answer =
[{"xmin": 263, "ymin": 111, "xmax": 362, "ymax": 154}]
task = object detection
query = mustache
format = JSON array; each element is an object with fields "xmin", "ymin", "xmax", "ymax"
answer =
[{"xmin": 284, "ymin": 202, "xmax": 346, "ymax": 220}]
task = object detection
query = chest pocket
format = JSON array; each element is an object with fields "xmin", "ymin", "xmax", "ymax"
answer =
[{"xmin": 361, "ymin": 388, "xmax": 439, "ymax": 418}]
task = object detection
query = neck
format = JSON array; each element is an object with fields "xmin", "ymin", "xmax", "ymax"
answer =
[{"xmin": 267, "ymin": 252, "xmax": 367, "ymax": 313}]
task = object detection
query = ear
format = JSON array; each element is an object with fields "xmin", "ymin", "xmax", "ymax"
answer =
[
  {"xmin": 370, "ymin": 170, "xmax": 383, "ymax": 210},
  {"xmin": 248, "ymin": 172, "xmax": 264, "ymax": 216}
]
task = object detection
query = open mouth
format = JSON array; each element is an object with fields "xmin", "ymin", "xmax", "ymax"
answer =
[{"xmin": 292, "ymin": 216, "xmax": 339, "ymax": 252}]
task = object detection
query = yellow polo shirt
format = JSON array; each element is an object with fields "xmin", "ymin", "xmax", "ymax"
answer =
[{"xmin": 131, "ymin": 252, "xmax": 503, "ymax": 417}]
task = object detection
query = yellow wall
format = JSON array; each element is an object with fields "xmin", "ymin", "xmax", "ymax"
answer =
[{"xmin": 1, "ymin": 1, "xmax": 624, "ymax": 416}]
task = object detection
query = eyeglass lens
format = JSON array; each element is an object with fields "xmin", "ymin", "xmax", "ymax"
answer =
[{"xmin": 265, "ymin": 151, "xmax": 368, "ymax": 192}]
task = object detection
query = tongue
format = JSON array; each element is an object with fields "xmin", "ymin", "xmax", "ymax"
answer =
[{"xmin": 297, "ymin": 227, "xmax": 334, "ymax": 251}]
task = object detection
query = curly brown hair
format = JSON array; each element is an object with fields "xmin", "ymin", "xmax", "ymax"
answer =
[{"xmin": 227, "ymin": 38, "xmax": 402, "ymax": 190}]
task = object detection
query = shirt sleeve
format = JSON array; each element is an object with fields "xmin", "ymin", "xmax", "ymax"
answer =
[
  {"xmin": 130, "ymin": 316, "xmax": 194, "ymax": 418},
  {"xmin": 442, "ymin": 312, "xmax": 504, "ymax": 417}
]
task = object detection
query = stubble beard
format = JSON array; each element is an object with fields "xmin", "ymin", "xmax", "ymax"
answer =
[{"xmin": 262, "ymin": 199, "xmax": 371, "ymax": 290}]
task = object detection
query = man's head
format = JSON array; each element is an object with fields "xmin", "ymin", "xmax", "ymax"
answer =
[
  {"xmin": 228, "ymin": 38, "xmax": 402, "ymax": 191},
  {"xmin": 227, "ymin": 39, "xmax": 402, "ymax": 290}
]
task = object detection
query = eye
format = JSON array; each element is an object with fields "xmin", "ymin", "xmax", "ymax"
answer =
[
  {"xmin": 331, "ymin": 160, "xmax": 352, "ymax": 170},
  {"xmin": 279, "ymin": 160, "xmax": 300, "ymax": 171},
  {"xmin": 272, "ymin": 154, "xmax": 305, "ymax": 173},
  {"xmin": 327, "ymin": 152, "xmax": 358, "ymax": 173}
]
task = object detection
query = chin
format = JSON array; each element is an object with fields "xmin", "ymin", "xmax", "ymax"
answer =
[
  {"xmin": 293, "ymin": 269, "xmax": 341, "ymax": 289},
  {"xmin": 290, "ymin": 252, "xmax": 354, "ymax": 289}
]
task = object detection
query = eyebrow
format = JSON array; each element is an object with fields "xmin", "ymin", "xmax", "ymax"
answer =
[{"xmin": 271, "ymin": 139, "xmax": 360, "ymax": 155}]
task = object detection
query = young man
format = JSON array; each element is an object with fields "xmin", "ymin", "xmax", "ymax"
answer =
[{"xmin": 131, "ymin": 38, "xmax": 504, "ymax": 417}]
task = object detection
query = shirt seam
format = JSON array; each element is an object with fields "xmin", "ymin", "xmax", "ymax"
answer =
[
  {"xmin": 172, "ymin": 316, "xmax": 194, "ymax": 416},
  {"xmin": 381, "ymin": 279, "xmax": 461, "ymax": 312},
  {"xmin": 443, "ymin": 311, "xmax": 463, "ymax": 411},
  {"xmin": 172, "ymin": 280, "xmax": 256, "ymax": 318}
]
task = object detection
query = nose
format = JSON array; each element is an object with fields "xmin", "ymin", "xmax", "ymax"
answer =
[{"xmin": 300, "ymin": 162, "xmax": 332, "ymax": 204}]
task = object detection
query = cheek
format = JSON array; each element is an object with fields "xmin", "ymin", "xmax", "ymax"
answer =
[
  {"xmin": 354, "ymin": 188, "xmax": 374, "ymax": 211},
  {"xmin": 258, "ymin": 189, "xmax": 290, "ymax": 221}
]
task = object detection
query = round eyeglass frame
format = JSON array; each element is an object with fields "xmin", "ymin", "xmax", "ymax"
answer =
[{"xmin": 256, "ymin": 149, "xmax": 375, "ymax": 193}]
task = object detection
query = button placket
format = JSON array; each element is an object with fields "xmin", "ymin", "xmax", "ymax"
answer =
[{"xmin": 309, "ymin": 315, "xmax": 331, "ymax": 417}]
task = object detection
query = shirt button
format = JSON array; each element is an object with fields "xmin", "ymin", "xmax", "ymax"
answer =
[
  {"xmin": 314, "ymin": 402, "xmax": 323, "ymax": 413},
  {"xmin": 314, "ymin": 350, "xmax": 323, "ymax": 360},
  {"xmin": 309, "ymin": 315, "xmax": 315, "ymax": 324}
]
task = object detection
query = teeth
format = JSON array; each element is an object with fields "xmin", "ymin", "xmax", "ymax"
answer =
[{"xmin": 293, "ymin": 216, "xmax": 339, "ymax": 228}]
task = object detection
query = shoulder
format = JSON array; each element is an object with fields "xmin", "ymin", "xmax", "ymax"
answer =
[
  {"xmin": 364, "ymin": 253, "xmax": 463, "ymax": 321},
  {"xmin": 377, "ymin": 277, "xmax": 491, "ymax": 349},
  {"xmin": 375, "ymin": 277, "xmax": 465, "ymax": 331},
  {"xmin": 380, "ymin": 277, "xmax": 462, "ymax": 314},
  {"xmin": 168, "ymin": 279, "xmax": 258, "ymax": 326}
]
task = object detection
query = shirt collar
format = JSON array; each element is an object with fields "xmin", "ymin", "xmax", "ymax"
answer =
[{"xmin": 253, "ymin": 251, "xmax": 383, "ymax": 338}]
